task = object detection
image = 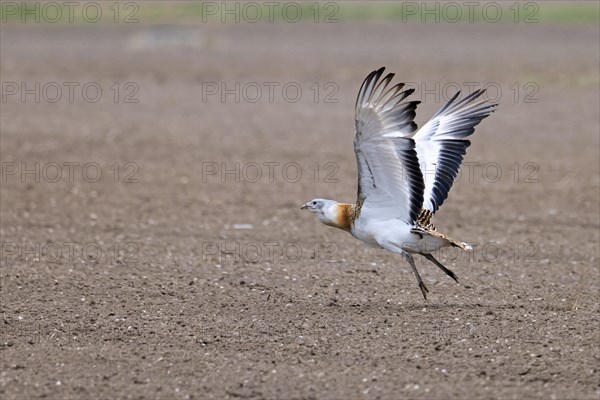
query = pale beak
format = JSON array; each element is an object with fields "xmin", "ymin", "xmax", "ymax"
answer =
[{"xmin": 300, "ymin": 203, "xmax": 308, "ymax": 209}]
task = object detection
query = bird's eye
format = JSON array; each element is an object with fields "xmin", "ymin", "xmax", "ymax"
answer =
[{"xmin": 312, "ymin": 201, "xmax": 317, "ymax": 205}]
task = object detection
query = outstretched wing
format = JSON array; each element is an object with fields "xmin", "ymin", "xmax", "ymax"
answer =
[
  {"xmin": 354, "ymin": 67, "xmax": 424, "ymax": 225},
  {"xmin": 414, "ymin": 90, "xmax": 497, "ymax": 214}
]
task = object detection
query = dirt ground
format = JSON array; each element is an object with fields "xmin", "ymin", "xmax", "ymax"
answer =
[{"xmin": 1, "ymin": 11, "xmax": 599, "ymax": 400}]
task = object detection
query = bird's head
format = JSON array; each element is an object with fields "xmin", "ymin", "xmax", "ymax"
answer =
[{"xmin": 301, "ymin": 198, "xmax": 351, "ymax": 231}]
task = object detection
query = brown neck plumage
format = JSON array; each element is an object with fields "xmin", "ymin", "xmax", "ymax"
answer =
[{"xmin": 332, "ymin": 203, "xmax": 356, "ymax": 232}]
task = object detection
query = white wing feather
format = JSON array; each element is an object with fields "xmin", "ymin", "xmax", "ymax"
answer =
[{"xmin": 354, "ymin": 68, "xmax": 424, "ymax": 224}]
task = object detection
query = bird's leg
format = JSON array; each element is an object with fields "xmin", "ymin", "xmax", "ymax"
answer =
[
  {"xmin": 423, "ymin": 253, "xmax": 459, "ymax": 283},
  {"xmin": 405, "ymin": 253, "xmax": 429, "ymax": 300}
]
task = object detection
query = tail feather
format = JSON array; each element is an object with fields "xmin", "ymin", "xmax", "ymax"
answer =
[
  {"xmin": 446, "ymin": 235, "xmax": 471, "ymax": 251},
  {"xmin": 454, "ymin": 241, "xmax": 472, "ymax": 251},
  {"xmin": 412, "ymin": 225, "xmax": 472, "ymax": 252}
]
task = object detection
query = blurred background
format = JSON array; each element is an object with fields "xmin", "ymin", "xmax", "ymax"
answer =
[{"xmin": 1, "ymin": 1, "xmax": 599, "ymax": 399}]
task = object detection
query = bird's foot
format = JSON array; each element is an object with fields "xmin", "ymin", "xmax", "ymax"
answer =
[{"xmin": 447, "ymin": 269, "xmax": 459, "ymax": 283}]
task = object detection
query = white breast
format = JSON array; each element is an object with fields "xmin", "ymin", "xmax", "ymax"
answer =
[
  {"xmin": 350, "ymin": 218, "xmax": 382, "ymax": 248},
  {"xmin": 351, "ymin": 216, "xmax": 414, "ymax": 249}
]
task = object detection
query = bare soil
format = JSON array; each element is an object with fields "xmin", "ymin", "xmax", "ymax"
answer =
[{"xmin": 1, "ymin": 19, "xmax": 599, "ymax": 400}]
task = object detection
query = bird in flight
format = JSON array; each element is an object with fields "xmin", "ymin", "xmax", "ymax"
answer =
[{"xmin": 301, "ymin": 67, "xmax": 497, "ymax": 299}]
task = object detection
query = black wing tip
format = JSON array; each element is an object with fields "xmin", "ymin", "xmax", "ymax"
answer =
[
  {"xmin": 436, "ymin": 88, "xmax": 500, "ymax": 119},
  {"xmin": 367, "ymin": 67, "xmax": 385, "ymax": 78},
  {"xmin": 372, "ymin": 67, "xmax": 386, "ymax": 80},
  {"xmin": 451, "ymin": 90, "xmax": 462, "ymax": 100},
  {"xmin": 473, "ymin": 90, "xmax": 502, "ymax": 111},
  {"xmin": 358, "ymin": 67, "xmax": 386, "ymax": 95},
  {"xmin": 359, "ymin": 69, "xmax": 419, "ymax": 110},
  {"xmin": 487, "ymin": 100, "xmax": 500, "ymax": 110},
  {"xmin": 466, "ymin": 89, "xmax": 501, "ymax": 108}
]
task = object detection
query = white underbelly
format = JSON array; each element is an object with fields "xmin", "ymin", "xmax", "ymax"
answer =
[
  {"xmin": 403, "ymin": 232, "xmax": 447, "ymax": 254},
  {"xmin": 351, "ymin": 218, "xmax": 447, "ymax": 254},
  {"xmin": 350, "ymin": 222, "xmax": 382, "ymax": 248},
  {"xmin": 351, "ymin": 218, "xmax": 411, "ymax": 249}
]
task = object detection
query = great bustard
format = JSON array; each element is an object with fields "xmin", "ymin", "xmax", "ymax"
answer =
[{"xmin": 301, "ymin": 67, "xmax": 497, "ymax": 299}]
